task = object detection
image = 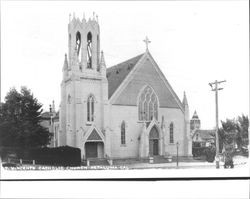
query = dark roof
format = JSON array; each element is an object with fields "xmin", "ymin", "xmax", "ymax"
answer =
[
  {"xmin": 193, "ymin": 129, "xmax": 215, "ymax": 140},
  {"xmin": 106, "ymin": 54, "xmax": 144, "ymax": 99},
  {"xmin": 41, "ymin": 111, "xmax": 59, "ymax": 119}
]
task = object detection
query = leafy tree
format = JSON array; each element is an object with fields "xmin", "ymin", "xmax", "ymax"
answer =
[
  {"xmin": 0, "ymin": 87, "xmax": 52, "ymax": 148},
  {"xmin": 218, "ymin": 115, "xmax": 249, "ymax": 152},
  {"xmin": 236, "ymin": 114, "xmax": 249, "ymax": 147}
]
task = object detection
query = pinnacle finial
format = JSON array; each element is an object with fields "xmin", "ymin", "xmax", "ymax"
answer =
[
  {"xmin": 83, "ymin": 12, "xmax": 85, "ymax": 19},
  {"xmin": 100, "ymin": 50, "xmax": 106, "ymax": 67},
  {"xmin": 182, "ymin": 91, "xmax": 188, "ymax": 106},
  {"xmin": 69, "ymin": 13, "xmax": 71, "ymax": 22},
  {"xmin": 63, "ymin": 53, "xmax": 68, "ymax": 70}
]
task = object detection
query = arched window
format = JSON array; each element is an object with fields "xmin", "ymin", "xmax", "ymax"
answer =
[
  {"xmin": 121, "ymin": 121, "xmax": 126, "ymax": 145},
  {"xmin": 87, "ymin": 95, "xmax": 94, "ymax": 122},
  {"xmin": 76, "ymin": 32, "xmax": 81, "ymax": 62},
  {"xmin": 67, "ymin": 94, "xmax": 71, "ymax": 104},
  {"xmin": 138, "ymin": 86, "xmax": 158, "ymax": 121},
  {"xmin": 87, "ymin": 32, "xmax": 92, "ymax": 69},
  {"xmin": 97, "ymin": 35, "xmax": 100, "ymax": 71},
  {"xmin": 169, "ymin": 122, "xmax": 174, "ymax": 143}
]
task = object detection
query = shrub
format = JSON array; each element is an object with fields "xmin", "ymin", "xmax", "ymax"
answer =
[
  {"xmin": 204, "ymin": 145, "xmax": 216, "ymax": 162},
  {"xmin": 192, "ymin": 146, "xmax": 206, "ymax": 157},
  {"xmin": 30, "ymin": 146, "xmax": 81, "ymax": 166}
]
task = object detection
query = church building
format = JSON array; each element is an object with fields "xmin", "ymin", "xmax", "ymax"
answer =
[{"xmin": 58, "ymin": 13, "xmax": 192, "ymax": 160}]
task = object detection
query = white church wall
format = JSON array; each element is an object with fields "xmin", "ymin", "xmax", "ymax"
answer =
[
  {"xmin": 110, "ymin": 105, "xmax": 141, "ymax": 158},
  {"xmin": 159, "ymin": 108, "xmax": 186, "ymax": 156},
  {"xmin": 109, "ymin": 104, "xmax": 187, "ymax": 158}
]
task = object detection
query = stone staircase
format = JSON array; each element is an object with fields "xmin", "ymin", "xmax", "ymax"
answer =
[{"xmin": 88, "ymin": 158, "xmax": 109, "ymax": 166}]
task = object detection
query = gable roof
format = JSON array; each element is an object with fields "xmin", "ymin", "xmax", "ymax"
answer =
[
  {"xmin": 193, "ymin": 129, "xmax": 215, "ymax": 140},
  {"xmin": 106, "ymin": 54, "xmax": 144, "ymax": 99}
]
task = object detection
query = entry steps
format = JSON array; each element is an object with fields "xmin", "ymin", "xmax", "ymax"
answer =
[{"xmin": 87, "ymin": 158, "xmax": 109, "ymax": 166}]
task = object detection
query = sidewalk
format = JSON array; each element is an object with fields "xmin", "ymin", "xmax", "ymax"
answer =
[{"xmin": 126, "ymin": 156, "xmax": 249, "ymax": 169}]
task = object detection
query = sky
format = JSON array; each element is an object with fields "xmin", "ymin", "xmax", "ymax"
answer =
[{"xmin": 1, "ymin": 1, "xmax": 249, "ymax": 129}]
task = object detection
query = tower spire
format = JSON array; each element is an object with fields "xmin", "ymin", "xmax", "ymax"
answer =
[{"xmin": 182, "ymin": 91, "xmax": 188, "ymax": 106}]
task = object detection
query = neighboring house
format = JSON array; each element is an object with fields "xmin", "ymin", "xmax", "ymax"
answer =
[
  {"xmin": 41, "ymin": 102, "xmax": 60, "ymax": 148},
  {"xmin": 57, "ymin": 13, "xmax": 192, "ymax": 160},
  {"xmin": 190, "ymin": 111, "xmax": 215, "ymax": 147},
  {"xmin": 192, "ymin": 130, "xmax": 215, "ymax": 147}
]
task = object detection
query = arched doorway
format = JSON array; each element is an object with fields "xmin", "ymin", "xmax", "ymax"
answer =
[
  {"xmin": 149, "ymin": 126, "xmax": 159, "ymax": 156},
  {"xmin": 85, "ymin": 142, "xmax": 104, "ymax": 158}
]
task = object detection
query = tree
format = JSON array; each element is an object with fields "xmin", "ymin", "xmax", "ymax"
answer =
[
  {"xmin": 218, "ymin": 115, "xmax": 249, "ymax": 151},
  {"xmin": 0, "ymin": 87, "xmax": 52, "ymax": 148},
  {"xmin": 237, "ymin": 114, "xmax": 249, "ymax": 148}
]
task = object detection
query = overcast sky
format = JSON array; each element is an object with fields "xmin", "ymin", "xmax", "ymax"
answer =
[{"xmin": 1, "ymin": 1, "xmax": 249, "ymax": 129}]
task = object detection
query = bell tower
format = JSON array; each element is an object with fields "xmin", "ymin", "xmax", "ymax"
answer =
[
  {"xmin": 59, "ymin": 13, "xmax": 108, "ymax": 152},
  {"xmin": 68, "ymin": 12, "xmax": 100, "ymax": 72}
]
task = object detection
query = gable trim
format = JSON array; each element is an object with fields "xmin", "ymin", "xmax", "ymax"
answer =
[
  {"xmin": 83, "ymin": 125, "xmax": 105, "ymax": 144},
  {"xmin": 146, "ymin": 53, "xmax": 184, "ymax": 112}
]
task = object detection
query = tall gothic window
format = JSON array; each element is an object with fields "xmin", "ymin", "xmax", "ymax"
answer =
[
  {"xmin": 97, "ymin": 35, "xmax": 100, "ymax": 71},
  {"xmin": 87, "ymin": 32, "xmax": 92, "ymax": 69},
  {"xmin": 76, "ymin": 32, "xmax": 81, "ymax": 62},
  {"xmin": 121, "ymin": 121, "xmax": 126, "ymax": 145},
  {"xmin": 170, "ymin": 122, "xmax": 174, "ymax": 143},
  {"xmin": 138, "ymin": 86, "xmax": 158, "ymax": 121},
  {"xmin": 87, "ymin": 95, "xmax": 94, "ymax": 122}
]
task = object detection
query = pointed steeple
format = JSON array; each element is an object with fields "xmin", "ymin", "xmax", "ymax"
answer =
[
  {"xmin": 63, "ymin": 53, "xmax": 68, "ymax": 71},
  {"xmin": 192, "ymin": 110, "xmax": 199, "ymax": 119},
  {"xmin": 182, "ymin": 91, "xmax": 188, "ymax": 106}
]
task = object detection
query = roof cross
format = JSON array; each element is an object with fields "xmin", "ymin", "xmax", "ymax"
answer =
[{"xmin": 143, "ymin": 36, "xmax": 151, "ymax": 51}]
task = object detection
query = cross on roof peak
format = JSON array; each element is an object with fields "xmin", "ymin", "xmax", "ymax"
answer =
[{"xmin": 143, "ymin": 36, "xmax": 151, "ymax": 51}]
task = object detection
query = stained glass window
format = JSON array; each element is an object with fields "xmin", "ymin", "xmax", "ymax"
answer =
[{"xmin": 138, "ymin": 86, "xmax": 158, "ymax": 121}]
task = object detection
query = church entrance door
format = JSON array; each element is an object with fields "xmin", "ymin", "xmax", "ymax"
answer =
[
  {"xmin": 149, "ymin": 126, "xmax": 159, "ymax": 156},
  {"xmin": 85, "ymin": 142, "xmax": 104, "ymax": 159},
  {"xmin": 85, "ymin": 142, "xmax": 98, "ymax": 158}
]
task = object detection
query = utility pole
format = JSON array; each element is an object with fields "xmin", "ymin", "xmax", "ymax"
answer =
[{"xmin": 209, "ymin": 80, "xmax": 226, "ymax": 169}]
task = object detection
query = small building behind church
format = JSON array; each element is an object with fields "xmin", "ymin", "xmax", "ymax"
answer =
[
  {"xmin": 44, "ymin": 13, "xmax": 193, "ymax": 161},
  {"xmin": 190, "ymin": 111, "xmax": 215, "ymax": 147}
]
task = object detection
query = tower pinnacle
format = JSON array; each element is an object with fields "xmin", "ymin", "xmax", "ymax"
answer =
[{"xmin": 182, "ymin": 91, "xmax": 188, "ymax": 106}]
